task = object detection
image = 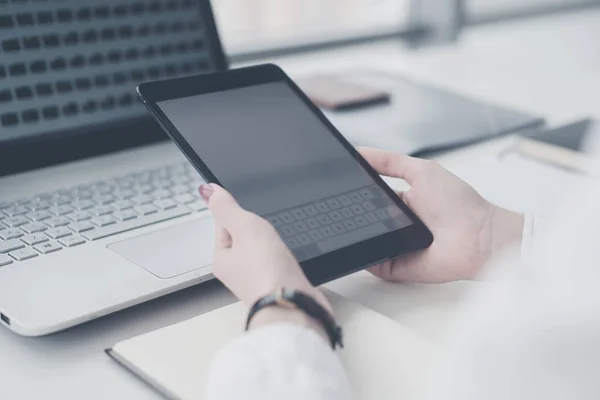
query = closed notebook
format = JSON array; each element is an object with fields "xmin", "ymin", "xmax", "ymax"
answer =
[
  {"xmin": 514, "ymin": 119, "xmax": 599, "ymax": 174},
  {"xmin": 107, "ymin": 291, "xmax": 433, "ymax": 400}
]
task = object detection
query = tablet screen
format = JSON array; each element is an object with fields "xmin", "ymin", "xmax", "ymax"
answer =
[{"xmin": 157, "ymin": 82, "xmax": 413, "ymax": 261}]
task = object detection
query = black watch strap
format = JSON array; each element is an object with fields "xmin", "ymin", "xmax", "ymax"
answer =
[{"xmin": 246, "ymin": 288, "xmax": 344, "ymax": 350}]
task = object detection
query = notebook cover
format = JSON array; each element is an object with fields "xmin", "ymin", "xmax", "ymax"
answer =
[
  {"xmin": 107, "ymin": 291, "xmax": 433, "ymax": 400},
  {"xmin": 317, "ymin": 69, "xmax": 545, "ymax": 156},
  {"xmin": 515, "ymin": 119, "xmax": 598, "ymax": 174}
]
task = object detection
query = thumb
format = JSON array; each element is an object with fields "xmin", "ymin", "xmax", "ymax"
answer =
[{"xmin": 199, "ymin": 184, "xmax": 249, "ymax": 232}]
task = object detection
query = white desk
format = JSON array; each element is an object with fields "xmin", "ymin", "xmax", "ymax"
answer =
[{"xmin": 3, "ymin": 9, "xmax": 600, "ymax": 399}]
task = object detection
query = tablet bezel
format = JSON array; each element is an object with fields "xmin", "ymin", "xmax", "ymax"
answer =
[{"xmin": 137, "ymin": 64, "xmax": 433, "ymax": 285}]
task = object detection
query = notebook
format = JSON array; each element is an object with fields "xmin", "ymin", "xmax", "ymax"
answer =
[
  {"xmin": 107, "ymin": 291, "xmax": 433, "ymax": 400},
  {"xmin": 316, "ymin": 70, "xmax": 545, "ymax": 156},
  {"xmin": 514, "ymin": 119, "xmax": 599, "ymax": 174}
]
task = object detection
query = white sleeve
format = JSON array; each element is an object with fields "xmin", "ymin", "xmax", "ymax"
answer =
[
  {"xmin": 206, "ymin": 323, "xmax": 352, "ymax": 400},
  {"xmin": 521, "ymin": 213, "xmax": 551, "ymax": 259}
]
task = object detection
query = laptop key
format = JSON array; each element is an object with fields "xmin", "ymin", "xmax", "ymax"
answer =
[
  {"xmin": 26, "ymin": 210, "xmax": 53, "ymax": 221},
  {"xmin": 134, "ymin": 205, "xmax": 158, "ymax": 216},
  {"xmin": 27, "ymin": 200, "xmax": 52, "ymax": 211},
  {"xmin": 0, "ymin": 239, "xmax": 25, "ymax": 253},
  {"xmin": 91, "ymin": 216, "xmax": 117, "ymax": 227},
  {"xmin": 46, "ymin": 227, "xmax": 72, "ymax": 239},
  {"xmin": 154, "ymin": 199, "xmax": 177, "ymax": 210},
  {"xmin": 34, "ymin": 241, "xmax": 63, "ymax": 254},
  {"xmin": 152, "ymin": 189, "xmax": 172, "ymax": 200},
  {"xmin": 113, "ymin": 210, "xmax": 138, "ymax": 221},
  {"xmin": 51, "ymin": 195, "xmax": 72, "ymax": 206},
  {"xmin": 82, "ymin": 206, "xmax": 191, "ymax": 240},
  {"xmin": 131, "ymin": 195, "xmax": 153, "ymax": 205},
  {"xmin": 0, "ymin": 254, "xmax": 13, "ymax": 267},
  {"xmin": 49, "ymin": 205, "xmax": 74, "ymax": 216},
  {"xmin": 69, "ymin": 221, "xmax": 95, "ymax": 233},
  {"xmin": 9, "ymin": 247, "xmax": 39, "ymax": 261},
  {"xmin": 59, "ymin": 235, "xmax": 86, "ymax": 248},
  {"xmin": 8, "ymin": 247, "xmax": 38, "ymax": 261},
  {"xmin": 3, "ymin": 216, "xmax": 30, "ymax": 227},
  {"xmin": 93, "ymin": 194, "xmax": 117, "ymax": 205},
  {"xmin": 90, "ymin": 206, "xmax": 114, "ymax": 216},
  {"xmin": 45, "ymin": 217, "xmax": 71, "ymax": 228},
  {"xmin": 173, "ymin": 193, "xmax": 196, "ymax": 204},
  {"xmin": 71, "ymin": 199, "xmax": 96, "ymax": 210},
  {"xmin": 21, "ymin": 222, "xmax": 48, "ymax": 234},
  {"xmin": 3, "ymin": 206, "xmax": 28, "ymax": 217},
  {"xmin": 0, "ymin": 229, "xmax": 24, "ymax": 240},
  {"xmin": 67, "ymin": 211, "xmax": 93, "ymax": 222},
  {"xmin": 187, "ymin": 201, "xmax": 207, "ymax": 212},
  {"xmin": 117, "ymin": 189, "xmax": 137, "ymax": 199},
  {"xmin": 22, "ymin": 233, "xmax": 49, "ymax": 245}
]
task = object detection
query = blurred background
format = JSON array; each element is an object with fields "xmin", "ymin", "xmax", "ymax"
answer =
[{"xmin": 214, "ymin": 0, "xmax": 600, "ymax": 58}]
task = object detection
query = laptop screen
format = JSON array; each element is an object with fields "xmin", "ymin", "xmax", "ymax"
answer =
[{"xmin": 0, "ymin": 0, "xmax": 224, "ymax": 145}]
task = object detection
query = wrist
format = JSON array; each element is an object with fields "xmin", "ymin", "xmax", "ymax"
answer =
[{"xmin": 483, "ymin": 206, "xmax": 525, "ymax": 266}]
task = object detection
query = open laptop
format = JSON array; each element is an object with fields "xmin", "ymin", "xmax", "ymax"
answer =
[{"xmin": 0, "ymin": 0, "xmax": 228, "ymax": 336}]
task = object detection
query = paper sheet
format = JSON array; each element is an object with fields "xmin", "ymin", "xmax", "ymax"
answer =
[{"xmin": 449, "ymin": 153, "xmax": 592, "ymax": 214}]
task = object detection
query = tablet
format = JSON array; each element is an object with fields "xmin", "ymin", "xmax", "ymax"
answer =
[{"xmin": 137, "ymin": 64, "xmax": 433, "ymax": 285}]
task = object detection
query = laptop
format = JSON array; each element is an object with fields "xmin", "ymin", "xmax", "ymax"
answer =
[{"xmin": 0, "ymin": 0, "xmax": 228, "ymax": 336}]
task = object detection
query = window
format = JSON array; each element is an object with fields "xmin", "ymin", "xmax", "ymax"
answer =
[
  {"xmin": 466, "ymin": 0, "xmax": 600, "ymax": 23},
  {"xmin": 212, "ymin": 0, "xmax": 411, "ymax": 56}
]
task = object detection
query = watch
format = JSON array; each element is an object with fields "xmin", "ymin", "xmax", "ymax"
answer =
[{"xmin": 246, "ymin": 288, "xmax": 344, "ymax": 350}]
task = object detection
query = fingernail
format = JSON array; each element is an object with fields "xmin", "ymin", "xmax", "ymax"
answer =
[{"xmin": 199, "ymin": 184, "xmax": 214, "ymax": 202}]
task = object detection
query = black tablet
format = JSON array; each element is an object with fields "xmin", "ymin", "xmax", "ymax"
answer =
[{"xmin": 137, "ymin": 64, "xmax": 433, "ymax": 285}]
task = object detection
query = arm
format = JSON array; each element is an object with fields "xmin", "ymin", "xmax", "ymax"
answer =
[
  {"xmin": 207, "ymin": 322, "xmax": 351, "ymax": 400},
  {"xmin": 199, "ymin": 184, "xmax": 351, "ymax": 400}
]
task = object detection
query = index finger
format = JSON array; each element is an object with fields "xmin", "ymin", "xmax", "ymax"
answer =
[{"xmin": 357, "ymin": 146, "xmax": 423, "ymax": 184}]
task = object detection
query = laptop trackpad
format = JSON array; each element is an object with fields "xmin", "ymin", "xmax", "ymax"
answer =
[{"xmin": 108, "ymin": 218, "xmax": 215, "ymax": 279}]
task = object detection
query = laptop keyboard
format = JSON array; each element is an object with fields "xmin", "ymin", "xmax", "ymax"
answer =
[
  {"xmin": 266, "ymin": 185, "xmax": 411, "ymax": 262},
  {"xmin": 0, "ymin": 162, "xmax": 206, "ymax": 266}
]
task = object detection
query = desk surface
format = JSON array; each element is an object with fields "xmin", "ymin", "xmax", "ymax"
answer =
[{"xmin": 3, "ymin": 8, "xmax": 600, "ymax": 399}]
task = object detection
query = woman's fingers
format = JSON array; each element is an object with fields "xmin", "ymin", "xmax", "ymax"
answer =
[
  {"xmin": 357, "ymin": 146, "xmax": 424, "ymax": 184},
  {"xmin": 200, "ymin": 184, "xmax": 253, "ymax": 234}
]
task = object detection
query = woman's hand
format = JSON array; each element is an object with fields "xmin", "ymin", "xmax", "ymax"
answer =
[
  {"xmin": 199, "ymin": 184, "xmax": 332, "ymax": 334},
  {"xmin": 359, "ymin": 147, "xmax": 524, "ymax": 283}
]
